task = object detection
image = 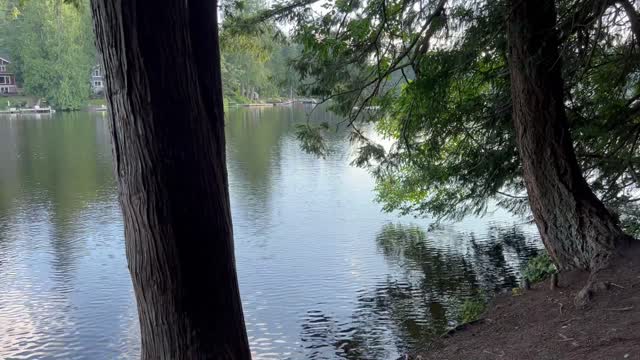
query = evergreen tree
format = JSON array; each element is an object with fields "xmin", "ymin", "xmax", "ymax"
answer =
[
  {"xmin": 239, "ymin": 0, "xmax": 640, "ymax": 271},
  {"xmin": 220, "ymin": 0, "xmax": 300, "ymax": 102}
]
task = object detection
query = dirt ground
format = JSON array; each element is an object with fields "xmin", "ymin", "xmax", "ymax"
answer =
[{"xmin": 413, "ymin": 245, "xmax": 640, "ymax": 360}]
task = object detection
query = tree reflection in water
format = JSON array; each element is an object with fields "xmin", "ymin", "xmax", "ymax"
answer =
[{"xmin": 299, "ymin": 222, "xmax": 541, "ymax": 359}]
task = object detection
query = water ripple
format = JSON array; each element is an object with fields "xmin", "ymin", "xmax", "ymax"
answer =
[{"xmin": 0, "ymin": 110, "xmax": 541, "ymax": 359}]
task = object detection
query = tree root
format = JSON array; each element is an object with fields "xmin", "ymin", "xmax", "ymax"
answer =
[
  {"xmin": 574, "ymin": 246, "xmax": 633, "ymax": 308},
  {"xmin": 574, "ymin": 285, "xmax": 593, "ymax": 308},
  {"xmin": 550, "ymin": 273, "xmax": 558, "ymax": 290},
  {"xmin": 574, "ymin": 274, "xmax": 611, "ymax": 308}
]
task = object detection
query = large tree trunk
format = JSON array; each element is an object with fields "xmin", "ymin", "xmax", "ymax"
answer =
[
  {"xmin": 507, "ymin": 0, "xmax": 630, "ymax": 271},
  {"xmin": 90, "ymin": 0, "xmax": 251, "ymax": 358}
]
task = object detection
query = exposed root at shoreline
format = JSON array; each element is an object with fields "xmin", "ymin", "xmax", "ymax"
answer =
[
  {"xmin": 410, "ymin": 243, "xmax": 640, "ymax": 360},
  {"xmin": 575, "ymin": 242, "xmax": 639, "ymax": 308}
]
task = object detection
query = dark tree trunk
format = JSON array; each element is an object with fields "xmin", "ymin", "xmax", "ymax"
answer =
[
  {"xmin": 90, "ymin": 0, "xmax": 251, "ymax": 358},
  {"xmin": 507, "ymin": 0, "xmax": 630, "ymax": 271}
]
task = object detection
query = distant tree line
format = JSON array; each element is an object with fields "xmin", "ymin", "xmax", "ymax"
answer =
[
  {"xmin": 0, "ymin": 0, "xmax": 299, "ymax": 109},
  {"xmin": 220, "ymin": 0, "xmax": 301, "ymax": 103}
]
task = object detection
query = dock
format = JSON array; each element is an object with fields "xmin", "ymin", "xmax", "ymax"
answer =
[
  {"xmin": 90, "ymin": 104, "xmax": 108, "ymax": 112},
  {"xmin": 231, "ymin": 98, "xmax": 320, "ymax": 107},
  {"xmin": 0, "ymin": 106, "xmax": 55, "ymax": 114},
  {"xmin": 296, "ymin": 98, "xmax": 319, "ymax": 104},
  {"xmin": 237, "ymin": 103, "xmax": 276, "ymax": 107}
]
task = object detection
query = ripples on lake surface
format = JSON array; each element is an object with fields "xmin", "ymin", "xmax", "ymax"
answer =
[{"xmin": 0, "ymin": 108, "xmax": 541, "ymax": 359}]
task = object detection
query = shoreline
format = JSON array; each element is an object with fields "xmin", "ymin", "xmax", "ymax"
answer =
[{"xmin": 409, "ymin": 245, "xmax": 640, "ymax": 360}]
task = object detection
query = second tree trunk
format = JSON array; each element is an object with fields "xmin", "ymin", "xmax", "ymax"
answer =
[{"xmin": 507, "ymin": 0, "xmax": 629, "ymax": 271}]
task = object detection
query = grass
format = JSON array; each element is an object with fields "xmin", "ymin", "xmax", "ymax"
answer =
[
  {"xmin": 0, "ymin": 96, "xmax": 108, "ymax": 110},
  {"xmin": 224, "ymin": 93, "xmax": 252, "ymax": 105},
  {"xmin": 0, "ymin": 95, "xmax": 36, "ymax": 110},
  {"xmin": 87, "ymin": 98, "xmax": 107, "ymax": 107},
  {"xmin": 224, "ymin": 93, "xmax": 290, "ymax": 105},
  {"xmin": 459, "ymin": 296, "xmax": 487, "ymax": 324}
]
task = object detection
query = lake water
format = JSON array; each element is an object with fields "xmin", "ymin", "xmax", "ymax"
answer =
[{"xmin": 0, "ymin": 107, "xmax": 541, "ymax": 359}]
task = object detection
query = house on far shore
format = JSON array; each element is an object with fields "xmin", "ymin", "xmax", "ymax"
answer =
[
  {"xmin": 0, "ymin": 55, "xmax": 18, "ymax": 95},
  {"xmin": 91, "ymin": 64, "xmax": 105, "ymax": 95}
]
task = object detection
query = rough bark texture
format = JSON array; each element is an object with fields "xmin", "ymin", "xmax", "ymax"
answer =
[
  {"xmin": 90, "ymin": 0, "xmax": 251, "ymax": 358},
  {"xmin": 507, "ymin": 0, "xmax": 629, "ymax": 271}
]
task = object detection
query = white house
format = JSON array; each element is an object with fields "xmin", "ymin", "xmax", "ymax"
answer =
[
  {"xmin": 0, "ymin": 56, "xmax": 18, "ymax": 94},
  {"xmin": 91, "ymin": 64, "xmax": 105, "ymax": 94}
]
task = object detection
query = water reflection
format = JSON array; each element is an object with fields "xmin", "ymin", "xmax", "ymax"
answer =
[
  {"xmin": 225, "ymin": 106, "xmax": 343, "ymax": 208},
  {"xmin": 0, "ymin": 109, "xmax": 540, "ymax": 359},
  {"xmin": 0, "ymin": 113, "xmax": 132, "ymax": 359},
  {"xmin": 0, "ymin": 114, "xmax": 115, "ymax": 281},
  {"xmin": 297, "ymin": 223, "xmax": 541, "ymax": 359},
  {"xmin": 468, "ymin": 225, "xmax": 539, "ymax": 293}
]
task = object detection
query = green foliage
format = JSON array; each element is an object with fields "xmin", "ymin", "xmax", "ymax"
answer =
[
  {"xmin": 245, "ymin": 0, "xmax": 640, "ymax": 229},
  {"xmin": 220, "ymin": 0, "xmax": 300, "ymax": 102},
  {"xmin": 523, "ymin": 253, "xmax": 557, "ymax": 283},
  {"xmin": 373, "ymin": 42, "xmax": 522, "ymax": 219},
  {"xmin": 225, "ymin": 92, "xmax": 251, "ymax": 105},
  {"xmin": 295, "ymin": 122, "xmax": 330, "ymax": 157},
  {"xmin": 459, "ymin": 297, "xmax": 486, "ymax": 324},
  {"xmin": 86, "ymin": 97, "xmax": 106, "ymax": 107},
  {"xmin": 512, "ymin": 287, "xmax": 524, "ymax": 296},
  {"xmin": 0, "ymin": 95, "xmax": 32, "ymax": 109},
  {"xmin": 5, "ymin": 0, "xmax": 94, "ymax": 110}
]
